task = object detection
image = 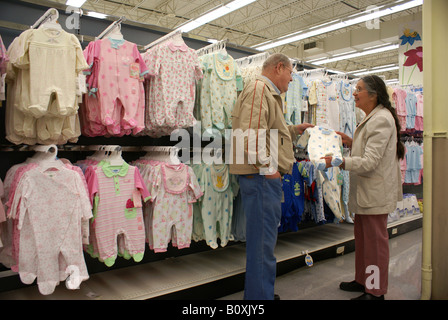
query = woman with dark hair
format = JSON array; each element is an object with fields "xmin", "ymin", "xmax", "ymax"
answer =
[{"xmin": 323, "ymin": 75, "xmax": 404, "ymax": 300}]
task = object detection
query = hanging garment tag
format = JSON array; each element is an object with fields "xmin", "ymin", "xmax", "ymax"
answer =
[
  {"xmin": 132, "ymin": 189, "xmax": 142, "ymax": 208},
  {"xmin": 303, "ymin": 251, "xmax": 314, "ymax": 267},
  {"xmin": 129, "ymin": 62, "xmax": 140, "ymax": 79},
  {"xmin": 302, "ymin": 99, "xmax": 308, "ymax": 112},
  {"xmin": 337, "ymin": 172, "xmax": 344, "ymax": 185}
]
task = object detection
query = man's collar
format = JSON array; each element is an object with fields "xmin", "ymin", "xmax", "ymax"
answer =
[{"xmin": 259, "ymin": 75, "xmax": 281, "ymax": 95}]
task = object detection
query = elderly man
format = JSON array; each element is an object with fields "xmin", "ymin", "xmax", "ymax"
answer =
[{"xmin": 230, "ymin": 53, "xmax": 313, "ymax": 300}]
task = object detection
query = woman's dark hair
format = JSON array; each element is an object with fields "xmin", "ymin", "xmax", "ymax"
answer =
[{"xmin": 361, "ymin": 75, "xmax": 405, "ymax": 160}]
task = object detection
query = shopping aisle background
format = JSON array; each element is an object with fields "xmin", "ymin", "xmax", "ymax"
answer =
[{"xmin": 219, "ymin": 227, "xmax": 422, "ymax": 300}]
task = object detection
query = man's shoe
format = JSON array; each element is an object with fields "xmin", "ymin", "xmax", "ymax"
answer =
[
  {"xmin": 274, "ymin": 294, "xmax": 280, "ymax": 300},
  {"xmin": 339, "ymin": 280, "xmax": 365, "ymax": 292},
  {"xmin": 351, "ymin": 293, "xmax": 384, "ymax": 300}
]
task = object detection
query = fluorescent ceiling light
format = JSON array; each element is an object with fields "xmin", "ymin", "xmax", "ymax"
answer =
[
  {"xmin": 311, "ymin": 44, "xmax": 399, "ymax": 65},
  {"xmin": 326, "ymin": 68, "xmax": 345, "ymax": 75},
  {"xmin": 332, "ymin": 50, "xmax": 357, "ymax": 57},
  {"xmin": 66, "ymin": 0, "xmax": 87, "ymax": 8},
  {"xmin": 372, "ymin": 63, "xmax": 396, "ymax": 69},
  {"xmin": 176, "ymin": 0, "xmax": 256, "ymax": 33},
  {"xmin": 385, "ymin": 78, "xmax": 399, "ymax": 83},
  {"xmin": 349, "ymin": 68, "xmax": 367, "ymax": 74},
  {"xmin": 253, "ymin": 0, "xmax": 423, "ymax": 51},
  {"xmin": 87, "ymin": 12, "xmax": 108, "ymax": 19},
  {"xmin": 354, "ymin": 65, "xmax": 399, "ymax": 76},
  {"xmin": 306, "ymin": 57, "xmax": 328, "ymax": 63}
]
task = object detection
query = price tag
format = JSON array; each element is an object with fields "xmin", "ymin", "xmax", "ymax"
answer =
[
  {"xmin": 303, "ymin": 250, "xmax": 313, "ymax": 267},
  {"xmin": 337, "ymin": 172, "xmax": 344, "ymax": 185}
]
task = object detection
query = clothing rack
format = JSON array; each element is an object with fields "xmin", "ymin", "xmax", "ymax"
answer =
[
  {"xmin": 141, "ymin": 146, "xmax": 179, "ymax": 153},
  {"xmin": 235, "ymin": 52, "xmax": 269, "ymax": 68},
  {"xmin": 196, "ymin": 39, "xmax": 228, "ymax": 56},
  {"xmin": 143, "ymin": 29, "xmax": 183, "ymax": 50},
  {"xmin": 297, "ymin": 67, "xmax": 326, "ymax": 76},
  {"xmin": 140, "ymin": 146, "xmax": 181, "ymax": 164},
  {"xmin": 32, "ymin": 144, "xmax": 58, "ymax": 154},
  {"xmin": 30, "ymin": 8, "xmax": 59, "ymax": 29},
  {"xmin": 96, "ymin": 16, "xmax": 126, "ymax": 40}
]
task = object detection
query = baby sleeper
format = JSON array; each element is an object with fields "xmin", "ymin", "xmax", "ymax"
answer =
[
  {"xmin": 9, "ymin": 165, "xmax": 92, "ymax": 295},
  {"xmin": 296, "ymin": 126, "xmax": 343, "ymax": 171},
  {"xmin": 85, "ymin": 161, "xmax": 150, "ymax": 266}
]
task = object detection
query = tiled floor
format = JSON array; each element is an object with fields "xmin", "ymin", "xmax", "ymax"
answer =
[{"xmin": 219, "ymin": 227, "xmax": 422, "ymax": 300}]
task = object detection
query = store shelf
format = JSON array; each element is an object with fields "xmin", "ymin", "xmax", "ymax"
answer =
[{"xmin": 0, "ymin": 214, "xmax": 422, "ymax": 300}]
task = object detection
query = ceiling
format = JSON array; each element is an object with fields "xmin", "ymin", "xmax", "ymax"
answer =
[{"xmin": 46, "ymin": 0, "xmax": 423, "ymax": 80}]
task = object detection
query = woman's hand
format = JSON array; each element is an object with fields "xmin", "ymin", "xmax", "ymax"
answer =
[
  {"xmin": 321, "ymin": 156, "xmax": 333, "ymax": 169},
  {"xmin": 336, "ymin": 131, "xmax": 353, "ymax": 148},
  {"xmin": 320, "ymin": 156, "xmax": 345, "ymax": 169}
]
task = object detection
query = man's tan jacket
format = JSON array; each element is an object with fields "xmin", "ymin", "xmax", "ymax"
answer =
[{"xmin": 229, "ymin": 75, "xmax": 297, "ymax": 175}]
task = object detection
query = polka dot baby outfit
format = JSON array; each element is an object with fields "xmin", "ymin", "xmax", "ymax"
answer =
[
  {"xmin": 296, "ymin": 126, "xmax": 343, "ymax": 171},
  {"xmin": 84, "ymin": 38, "xmax": 148, "ymax": 136},
  {"xmin": 199, "ymin": 52, "xmax": 243, "ymax": 135},
  {"xmin": 195, "ymin": 164, "xmax": 238, "ymax": 249},
  {"xmin": 143, "ymin": 41, "xmax": 203, "ymax": 137},
  {"xmin": 144, "ymin": 163, "xmax": 203, "ymax": 252}
]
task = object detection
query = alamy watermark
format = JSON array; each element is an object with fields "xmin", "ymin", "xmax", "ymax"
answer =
[
  {"xmin": 169, "ymin": 122, "xmax": 279, "ymax": 175},
  {"xmin": 365, "ymin": 5, "xmax": 380, "ymax": 30},
  {"xmin": 365, "ymin": 265, "xmax": 380, "ymax": 290},
  {"xmin": 65, "ymin": 6, "xmax": 82, "ymax": 30}
]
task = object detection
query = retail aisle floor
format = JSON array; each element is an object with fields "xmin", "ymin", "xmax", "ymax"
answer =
[{"xmin": 219, "ymin": 227, "xmax": 422, "ymax": 300}]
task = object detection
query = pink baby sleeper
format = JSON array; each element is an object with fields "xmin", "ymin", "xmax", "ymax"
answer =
[
  {"xmin": 85, "ymin": 161, "xmax": 150, "ymax": 266},
  {"xmin": 145, "ymin": 163, "xmax": 203, "ymax": 253}
]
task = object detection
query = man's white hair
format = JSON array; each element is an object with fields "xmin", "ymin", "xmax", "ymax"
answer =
[{"xmin": 262, "ymin": 53, "xmax": 291, "ymax": 71}]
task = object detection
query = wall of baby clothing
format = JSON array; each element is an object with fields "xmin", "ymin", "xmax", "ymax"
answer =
[{"xmin": 0, "ymin": 4, "xmax": 423, "ymax": 296}]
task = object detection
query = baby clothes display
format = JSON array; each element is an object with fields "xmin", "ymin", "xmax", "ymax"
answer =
[
  {"xmin": 5, "ymin": 26, "xmax": 88, "ymax": 145},
  {"xmin": 79, "ymin": 39, "xmax": 142, "ymax": 136},
  {"xmin": 135, "ymin": 159, "xmax": 202, "ymax": 253},
  {"xmin": 279, "ymin": 161, "xmax": 305, "ymax": 232},
  {"xmin": 391, "ymin": 85, "xmax": 423, "ymax": 133},
  {"xmin": 403, "ymin": 140, "xmax": 423, "ymax": 184},
  {"xmin": 0, "ymin": 179, "xmax": 5, "ymax": 225},
  {"xmin": 415, "ymin": 93, "xmax": 424, "ymax": 131},
  {"xmin": 4, "ymin": 154, "xmax": 92, "ymax": 295},
  {"xmin": 0, "ymin": 35, "xmax": 8, "ymax": 101},
  {"xmin": 285, "ymin": 73, "xmax": 308, "ymax": 126},
  {"xmin": 314, "ymin": 80, "xmax": 339, "ymax": 131},
  {"xmin": 338, "ymin": 81, "xmax": 356, "ymax": 138},
  {"xmin": 142, "ymin": 40, "xmax": 203, "ymax": 137},
  {"xmin": 84, "ymin": 160, "xmax": 150, "ymax": 267},
  {"xmin": 192, "ymin": 163, "xmax": 238, "ymax": 249},
  {"xmin": 81, "ymin": 38, "xmax": 148, "ymax": 137},
  {"xmin": 405, "ymin": 92, "xmax": 417, "ymax": 130},
  {"xmin": 296, "ymin": 126, "xmax": 343, "ymax": 170},
  {"xmin": 393, "ymin": 87, "xmax": 408, "ymax": 131},
  {"xmin": 197, "ymin": 51, "xmax": 243, "ymax": 135}
]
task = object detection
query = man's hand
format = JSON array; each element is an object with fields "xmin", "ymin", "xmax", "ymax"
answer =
[
  {"xmin": 295, "ymin": 123, "xmax": 314, "ymax": 135},
  {"xmin": 265, "ymin": 170, "xmax": 281, "ymax": 180}
]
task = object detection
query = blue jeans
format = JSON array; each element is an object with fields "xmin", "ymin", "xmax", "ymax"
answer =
[{"xmin": 239, "ymin": 174, "xmax": 283, "ymax": 300}]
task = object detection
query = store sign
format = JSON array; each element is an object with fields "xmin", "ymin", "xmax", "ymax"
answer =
[{"xmin": 398, "ymin": 20, "xmax": 423, "ymax": 86}]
